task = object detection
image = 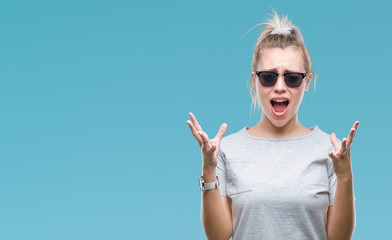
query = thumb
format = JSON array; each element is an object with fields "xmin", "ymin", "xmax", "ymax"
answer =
[
  {"xmin": 214, "ymin": 123, "xmax": 228, "ymax": 141},
  {"xmin": 330, "ymin": 133, "xmax": 340, "ymax": 152}
]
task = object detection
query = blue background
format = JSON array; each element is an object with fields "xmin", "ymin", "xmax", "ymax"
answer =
[{"xmin": 0, "ymin": 0, "xmax": 390, "ymax": 239}]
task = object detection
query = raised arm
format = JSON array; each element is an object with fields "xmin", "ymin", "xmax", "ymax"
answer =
[
  {"xmin": 200, "ymin": 168, "xmax": 233, "ymax": 240},
  {"xmin": 326, "ymin": 121, "xmax": 359, "ymax": 240},
  {"xmin": 187, "ymin": 112, "xmax": 232, "ymax": 240}
]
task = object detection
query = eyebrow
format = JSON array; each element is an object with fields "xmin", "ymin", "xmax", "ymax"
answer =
[{"xmin": 263, "ymin": 68, "xmax": 300, "ymax": 73}]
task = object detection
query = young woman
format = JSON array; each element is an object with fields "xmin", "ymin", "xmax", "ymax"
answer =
[{"xmin": 187, "ymin": 10, "xmax": 358, "ymax": 240}]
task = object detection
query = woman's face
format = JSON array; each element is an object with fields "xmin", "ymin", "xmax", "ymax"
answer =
[{"xmin": 251, "ymin": 47, "xmax": 312, "ymax": 128}]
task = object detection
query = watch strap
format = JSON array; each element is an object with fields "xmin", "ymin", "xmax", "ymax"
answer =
[
  {"xmin": 204, "ymin": 180, "xmax": 218, "ymax": 190},
  {"xmin": 199, "ymin": 175, "xmax": 220, "ymax": 191}
]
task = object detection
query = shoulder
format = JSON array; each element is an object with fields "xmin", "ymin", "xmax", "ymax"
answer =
[
  {"xmin": 305, "ymin": 126, "xmax": 337, "ymax": 153},
  {"xmin": 314, "ymin": 126, "xmax": 342, "ymax": 145},
  {"xmin": 312, "ymin": 126, "xmax": 345, "ymax": 162},
  {"xmin": 314, "ymin": 126, "xmax": 332, "ymax": 142},
  {"xmin": 220, "ymin": 127, "xmax": 247, "ymax": 149}
]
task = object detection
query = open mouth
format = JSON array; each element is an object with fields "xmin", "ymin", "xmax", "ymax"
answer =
[{"xmin": 271, "ymin": 99, "xmax": 289, "ymax": 113}]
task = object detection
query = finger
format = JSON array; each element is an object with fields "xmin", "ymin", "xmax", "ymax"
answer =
[
  {"xmin": 346, "ymin": 127, "xmax": 355, "ymax": 149},
  {"xmin": 352, "ymin": 121, "xmax": 359, "ymax": 129},
  {"xmin": 214, "ymin": 123, "xmax": 228, "ymax": 141},
  {"xmin": 198, "ymin": 130, "xmax": 210, "ymax": 148},
  {"xmin": 337, "ymin": 138, "xmax": 347, "ymax": 156},
  {"xmin": 330, "ymin": 133, "xmax": 341, "ymax": 152},
  {"xmin": 328, "ymin": 151, "xmax": 338, "ymax": 161},
  {"xmin": 347, "ymin": 120, "xmax": 359, "ymax": 148},
  {"xmin": 186, "ymin": 120, "xmax": 202, "ymax": 145},
  {"xmin": 189, "ymin": 112, "xmax": 203, "ymax": 131},
  {"xmin": 210, "ymin": 143, "xmax": 217, "ymax": 152},
  {"xmin": 353, "ymin": 121, "xmax": 359, "ymax": 137},
  {"xmin": 350, "ymin": 121, "xmax": 357, "ymax": 136}
]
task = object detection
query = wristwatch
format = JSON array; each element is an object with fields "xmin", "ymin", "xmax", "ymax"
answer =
[{"xmin": 199, "ymin": 175, "xmax": 220, "ymax": 192}]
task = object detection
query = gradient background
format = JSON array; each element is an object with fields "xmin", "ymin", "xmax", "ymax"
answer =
[{"xmin": 0, "ymin": 0, "xmax": 390, "ymax": 239}]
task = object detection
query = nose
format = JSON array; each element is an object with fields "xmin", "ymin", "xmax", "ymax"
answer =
[{"xmin": 273, "ymin": 74, "xmax": 287, "ymax": 93}]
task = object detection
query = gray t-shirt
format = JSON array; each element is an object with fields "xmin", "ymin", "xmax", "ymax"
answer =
[{"xmin": 216, "ymin": 125, "xmax": 356, "ymax": 240}]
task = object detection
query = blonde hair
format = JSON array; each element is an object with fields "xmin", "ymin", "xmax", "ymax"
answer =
[{"xmin": 242, "ymin": 9, "xmax": 317, "ymax": 115}]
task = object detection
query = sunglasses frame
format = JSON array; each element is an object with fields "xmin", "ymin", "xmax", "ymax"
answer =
[{"xmin": 254, "ymin": 71, "xmax": 309, "ymax": 88}]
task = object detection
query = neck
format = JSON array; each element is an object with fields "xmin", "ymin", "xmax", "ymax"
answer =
[{"xmin": 255, "ymin": 113, "xmax": 305, "ymax": 138}]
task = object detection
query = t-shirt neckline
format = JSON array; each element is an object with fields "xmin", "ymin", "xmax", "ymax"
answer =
[{"xmin": 243, "ymin": 125, "xmax": 319, "ymax": 141}]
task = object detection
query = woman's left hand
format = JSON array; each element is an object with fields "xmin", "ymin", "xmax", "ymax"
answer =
[{"xmin": 329, "ymin": 121, "xmax": 360, "ymax": 180}]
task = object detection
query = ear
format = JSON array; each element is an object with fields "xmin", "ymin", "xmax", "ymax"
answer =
[
  {"xmin": 305, "ymin": 73, "xmax": 312, "ymax": 91},
  {"xmin": 251, "ymin": 71, "xmax": 256, "ymax": 90}
]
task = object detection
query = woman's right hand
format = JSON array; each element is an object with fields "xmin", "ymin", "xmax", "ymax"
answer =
[{"xmin": 186, "ymin": 112, "xmax": 227, "ymax": 171}]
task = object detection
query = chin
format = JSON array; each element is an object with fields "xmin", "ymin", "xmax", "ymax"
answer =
[
  {"xmin": 271, "ymin": 119, "xmax": 289, "ymax": 128},
  {"xmin": 267, "ymin": 110, "xmax": 293, "ymax": 128}
]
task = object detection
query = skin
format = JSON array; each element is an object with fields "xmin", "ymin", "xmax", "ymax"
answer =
[
  {"xmin": 326, "ymin": 121, "xmax": 359, "ymax": 240},
  {"xmin": 187, "ymin": 113, "xmax": 232, "ymax": 240},
  {"xmin": 328, "ymin": 122, "xmax": 359, "ymax": 180},
  {"xmin": 187, "ymin": 46, "xmax": 359, "ymax": 239},
  {"xmin": 249, "ymin": 46, "xmax": 312, "ymax": 138}
]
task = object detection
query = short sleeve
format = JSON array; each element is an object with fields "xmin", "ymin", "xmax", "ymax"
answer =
[
  {"xmin": 328, "ymin": 139, "xmax": 357, "ymax": 206},
  {"xmin": 327, "ymin": 150, "xmax": 337, "ymax": 206},
  {"xmin": 216, "ymin": 147, "xmax": 228, "ymax": 197}
]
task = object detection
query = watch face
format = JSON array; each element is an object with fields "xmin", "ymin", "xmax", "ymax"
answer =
[{"xmin": 199, "ymin": 176, "xmax": 204, "ymax": 190}]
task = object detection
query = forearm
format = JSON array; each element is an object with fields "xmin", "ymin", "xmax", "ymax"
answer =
[
  {"xmin": 327, "ymin": 175, "xmax": 356, "ymax": 240},
  {"xmin": 201, "ymin": 168, "xmax": 232, "ymax": 240}
]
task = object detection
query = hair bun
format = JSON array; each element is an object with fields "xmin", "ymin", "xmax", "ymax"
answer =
[{"xmin": 270, "ymin": 27, "xmax": 292, "ymax": 35}]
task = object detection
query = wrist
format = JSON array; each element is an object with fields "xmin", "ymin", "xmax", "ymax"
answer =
[
  {"xmin": 202, "ymin": 164, "xmax": 216, "ymax": 173},
  {"xmin": 337, "ymin": 173, "xmax": 353, "ymax": 183},
  {"xmin": 201, "ymin": 167, "xmax": 216, "ymax": 182}
]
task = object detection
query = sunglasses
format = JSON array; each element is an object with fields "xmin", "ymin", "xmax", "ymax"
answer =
[{"xmin": 254, "ymin": 71, "xmax": 309, "ymax": 88}]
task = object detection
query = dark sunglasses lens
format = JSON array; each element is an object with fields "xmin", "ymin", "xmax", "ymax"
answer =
[
  {"xmin": 285, "ymin": 73, "xmax": 303, "ymax": 88},
  {"xmin": 259, "ymin": 72, "xmax": 277, "ymax": 87}
]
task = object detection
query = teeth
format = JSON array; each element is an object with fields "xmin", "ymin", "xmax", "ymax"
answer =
[{"xmin": 272, "ymin": 99, "xmax": 288, "ymax": 102}]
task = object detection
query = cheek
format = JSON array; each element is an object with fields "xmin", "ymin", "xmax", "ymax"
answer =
[
  {"xmin": 289, "ymin": 93, "xmax": 304, "ymax": 107},
  {"xmin": 257, "ymin": 92, "xmax": 273, "ymax": 112},
  {"xmin": 257, "ymin": 91, "xmax": 269, "ymax": 104}
]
